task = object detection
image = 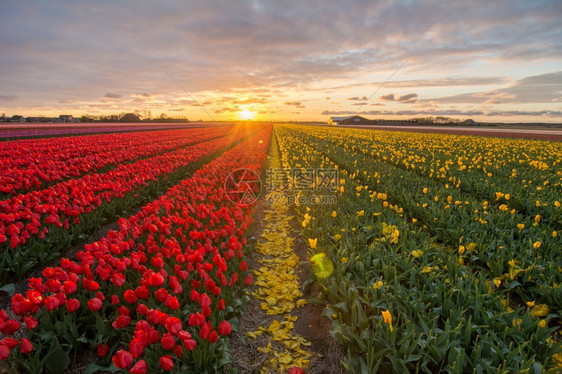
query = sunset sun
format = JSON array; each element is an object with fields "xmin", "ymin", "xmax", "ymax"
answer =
[{"xmin": 238, "ymin": 108, "xmax": 255, "ymax": 120}]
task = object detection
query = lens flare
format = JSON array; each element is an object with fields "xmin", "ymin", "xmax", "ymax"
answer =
[{"xmin": 310, "ymin": 253, "xmax": 334, "ymax": 279}]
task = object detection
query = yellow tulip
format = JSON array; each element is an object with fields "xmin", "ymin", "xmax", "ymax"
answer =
[
  {"xmin": 411, "ymin": 250, "xmax": 423, "ymax": 258},
  {"xmin": 308, "ymin": 238, "xmax": 317, "ymax": 249},
  {"xmin": 381, "ymin": 310, "xmax": 393, "ymax": 331},
  {"xmin": 531, "ymin": 304, "xmax": 550, "ymax": 317}
]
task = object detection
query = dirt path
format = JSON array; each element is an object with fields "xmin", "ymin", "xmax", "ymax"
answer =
[{"xmin": 229, "ymin": 133, "xmax": 344, "ymax": 374}]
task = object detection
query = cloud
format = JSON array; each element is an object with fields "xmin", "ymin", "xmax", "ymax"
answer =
[
  {"xmin": 214, "ymin": 107, "xmax": 239, "ymax": 114},
  {"xmin": 422, "ymin": 71, "xmax": 562, "ymax": 105},
  {"xmin": 58, "ymin": 98, "xmax": 79, "ymax": 104},
  {"xmin": 379, "ymin": 93, "xmax": 418, "ymax": 103},
  {"xmin": 104, "ymin": 93, "xmax": 122, "ymax": 99},
  {"xmin": 0, "ymin": 1, "xmax": 561, "ymax": 121},
  {"xmin": 284, "ymin": 101, "xmax": 305, "ymax": 108},
  {"xmin": 397, "ymin": 93, "xmax": 418, "ymax": 103},
  {"xmin": 347, "ymin": 96, "xmax": 368, "ymax": 101},
  {"xmin": 0, "ymin": 95, "xmax": 18, "ymax": 102},
  {"xmin": 321, "ymin": 108, "xmax": 562, "ymax": 118},
  {"xmin": 379, "ymin": 94, "xmax": 395, "ymax": 101}
]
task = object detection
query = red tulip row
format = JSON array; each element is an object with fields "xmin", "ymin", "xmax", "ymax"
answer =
[
  {"xmin": 0, "ymin": 125, "xmax": 272, "ymax": 373},
  {"xmin": 0, "ymin": 128, "xmax": 255, "ymax": 282},
  {"xmin": 0, "ymin": 129, "xmax": 244, "ymax": 253},
  {"xmin": 0, "ymin": 127, "xmax": 228, "ymax": 196}
]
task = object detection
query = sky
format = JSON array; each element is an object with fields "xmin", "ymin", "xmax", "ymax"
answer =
[{"xmin": 1, "ymin": 0, "xmax": 561, "ymax": 123}]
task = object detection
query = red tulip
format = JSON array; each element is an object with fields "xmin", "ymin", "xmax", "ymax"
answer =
[
  {"xmin": 136, "ymin": 303, "xmax": 148, "ymax": 316},
  {"xmin": 165, "ymin": 296, "xmax": 179, "ymax": 310},
  {"xmin": 182, "ymin": 339, "xmax": 196, "ymax": 351},
  {"xmin": 112, "ymin": 315, "xmax": 131, "ymax": 329},
  {"xmin": 66, "ymin": 298, "xmax": 80, "ymax": 313},
  {"xmin": 111, "ymin": 295, "xmax": 120, "ymax": 305},
  {"xmin": 111, "ymin": 272, "xmax": 126, "ymax": 287},
  {"xmin": 155, "ymin": 288, "xmax": 169, "ymax": 303},
  {"xmin": 87, "ymin": 297, "xmax": 102, "ymax": 312},
  {"xmin": 289, "ymin": 367, "xmax": 306, "ymax": 374},
  {"xmin": 44, "ymin": 295, "xmax": 59, "ymax": 311},
  {"xmin": 200, "ymin": 293, "xmax": 211, "ymax": 308},
  {"xmin": 128, "ymin": 359, "xmax": 147, "ymax": 374},
  {"xmin": 244, "ymin": 274, "xmax": 253, "ymax": 285},
  {"xmin": 0, "ymin": 345, "xmax": 10, "ymax": 361},
  {"xmin": 0, "ymin": 338, "xmax": 18, "ymax": 349},
  {"xmin": 97, "ymin": 344, "xmax": 110, "ymax": 357},
  {"xmin": 63, "ymin": 280, "xmax": 77, "ymax": 294},
  {"xmin": 135, "ymin": 286, "xmax": 149, "ymax": 299},
  {"xmin": 147, "ymin": 328, "xmax": 160, "ymax": 344},
  {"xmin": 208, "ymin": 330, "xmax": 218, "ymax": 343},
  {"xmin": 148, "ymin": 273, "xmax": 164, "ymax": 287},
  {"xmin": 129, "ymin": 339, "xmax": 144, "ymax": 359},
  {"xmin": 20, "ymin": 338, "xmax": 33, "ymax": 354},
  {"xmin": 24, "ymin": 316, "xmax": 38, "ymax": 329},
  {"xmin": 218, "ymin": 320, "xmax": 232, "ymax": 336},
  {"xmin": 159, "ymin": 355, "xmax": 174, "ymax": 371},
  {"xmin": 188, "ymin": 312, "xmax": 205, "ymax": 327},
  {"xmin": 124, "ymin": 289, "xmax": 137, "ymax": 304},
  {"xmin": 166, "ymin": 317, "xmax": 182, "ymax": 335},
  {"xmin": 199, "ymin": 321, "xmax": 211, "ymax": 340},
  {"xmin": 112, "ymin": 349, "xmax": 133, "ymax": 369},
  {"xmin": 118, "ymin": 306, "xmax": 130, "ymax": 316},
  {"xmin": 161, "ymin": 333, "xmax": 175, "ymax": 350}
]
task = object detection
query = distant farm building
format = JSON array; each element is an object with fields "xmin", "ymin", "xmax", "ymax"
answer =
[
  {"xmin": 120, "ymin": 113, "xmax": 142, "ymax": 122},
  {"xmin": 328, "ymin": 116, "xmax": 418, "ymax": 126},
  {"xmin": 9, "ymin": 115, "xmax": 25, "ymax": 123},
  {"xmin": 327, "ymin": 115, "xmax": 371, "ymax": 126},
  {"xmin": 59, "ymin": 115, "xmax": 75, "ymax": 122},
  {"xmin": 462, "ymin": 119, "xmax": 479, "ymax": 126}
]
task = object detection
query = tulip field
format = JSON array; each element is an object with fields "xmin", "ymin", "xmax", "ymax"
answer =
[
  {"xmin": 276, "ymin": 124, "xmax": 561, "ymax": 373},
  {"xmin": 0, "ymin": 123, "xmax": 561, "ymax": 373}
]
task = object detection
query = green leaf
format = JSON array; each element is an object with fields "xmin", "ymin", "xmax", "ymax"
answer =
[
  {"xmin": 84, "ymin": 362, "xmax": 119, "ymax": 374},
  {"xmin": 76, "ymin": 333, "xmax": 89, "ymax": 344},
  {"xmin": 406, "ymin": 353, "xmax": 422, "ymax": 363},
  {"xmin": 45, "ymin": 338, "xmax": 70, "ymax": 374},
  {"xmin": 0, "ymin": 283, "xmax": 15, "ymax": 297},
  {"xmin": 505, "ymin": 280, "xmax": 521, "ymax": 289}
]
